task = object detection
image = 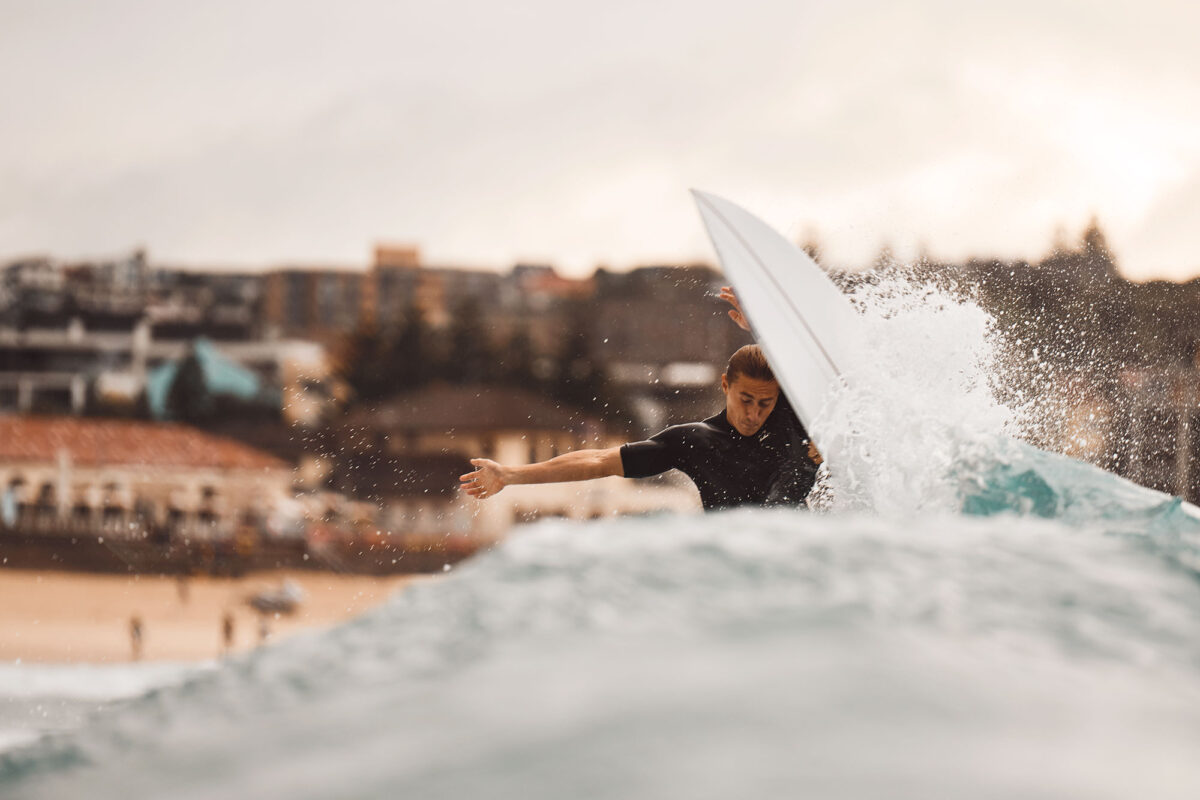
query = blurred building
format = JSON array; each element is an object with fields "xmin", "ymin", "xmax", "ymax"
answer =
[
  {"xmin": 146, "ymin": 268, "xmax": 264, "ymax": 340},
  {"xmin": 591, "ymin": 264, "xmax": 751, "ymax": 432},
  {"xmin": 1110, "ymin": 367, "xmax": 1200, "ymax": 503},
  {"xmin": 490, "ymin": 264, "xmax": 593, "ymax": 357},
  {"xmin": 363, "ymin": 245, "xmax": 424, "ymax": 330},
  {"xmin": 335, "ymin": 384, "xmax": 699, "ymax": 540},
  {"xmin": 0, "ymin": 416, "xmax": 293, "ymax": 540},
  {"xmin": 0, "ymin": 255, "xmax": 338, "ymax": 425},
  {"xmin": 262, "ymin": 267, "xmax": 364, "ymax": 346},
  {"xmin": 363, "ymin": 245, "xmax": 591, "ymax": 337}
]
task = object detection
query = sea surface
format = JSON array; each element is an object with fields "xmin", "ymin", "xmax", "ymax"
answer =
[{"xmin": 4, "ymin": 278, "xmax": 1200, "ymax": 798}]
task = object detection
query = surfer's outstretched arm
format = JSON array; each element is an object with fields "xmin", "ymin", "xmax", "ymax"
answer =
[{"xmin": 460, "ymin": 447, "xmax": 624, "ymax": 499}]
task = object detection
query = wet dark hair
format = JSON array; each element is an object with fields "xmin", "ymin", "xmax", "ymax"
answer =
[{"xmin": 725, "ymin": 344, "xmax": 776, "ymax": 384}]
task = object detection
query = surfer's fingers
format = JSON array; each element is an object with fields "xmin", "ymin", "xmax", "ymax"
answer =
[
  {"xmin": 719, "ymin": 289, "xmax": 744, "ymax": 313},
  {"xmin": 465, "ymin": 484, "xmax": 493, "ymax": 499}
]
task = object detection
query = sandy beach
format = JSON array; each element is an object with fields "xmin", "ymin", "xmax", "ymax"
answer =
[{"xmin": 0, "ymin": 568, "xmax": 421, "ymax": 664}]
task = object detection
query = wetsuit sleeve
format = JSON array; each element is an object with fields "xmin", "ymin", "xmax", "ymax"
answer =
[{"xmin": 620, "ymin": 427, "xmax": 684, "ymax": 479}]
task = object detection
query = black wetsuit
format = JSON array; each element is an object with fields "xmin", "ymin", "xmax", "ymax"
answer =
[{"xmin": 619, "ymin": 396, "xmax": 819, "ymax": 511}]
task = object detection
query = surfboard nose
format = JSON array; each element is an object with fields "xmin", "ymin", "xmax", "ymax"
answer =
[{"xmin": 690, "ymin": 188, "xmax": 862, "ymax": 459}]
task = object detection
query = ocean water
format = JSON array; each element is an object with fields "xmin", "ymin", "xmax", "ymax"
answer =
[{"xmin": 5, "ymin": 278, "xmax": 1200, "ymax": 798}]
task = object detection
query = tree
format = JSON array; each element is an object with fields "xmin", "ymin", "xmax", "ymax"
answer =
[
  {"xmin": 500, "ymin": 324, "xmax": 537, "ymax": 387},
  {"xmin": 800, "ymin": 230, "xmax": 822, "ymax": 262},
  {"xmin": 553, "ymin": 299, "xmax": 610, "ymax": 415},
  {"xmin": 390, "ymin": 301, "xmax": 432, "ymax": 391},
  {"xmin": 337, "ymin": 320, "xmax": 391, "ymax": 402},
  {"xmin": 444, "ymin": 296, "xmax": 496, "ymax": 383},
  {"xmin": 1080, "ymin": 217, "xmax": 1119, "ymax": 281},
  {"xmin": 165, "ymin": 344, "xmax": 212, "ymax": 423}
]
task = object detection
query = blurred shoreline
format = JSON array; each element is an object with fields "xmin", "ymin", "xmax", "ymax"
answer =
[{"xmin": 0, "ymin": 568, "xmax": 420, "ymax": 664}]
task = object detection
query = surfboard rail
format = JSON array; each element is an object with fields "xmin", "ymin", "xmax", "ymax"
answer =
[{"xmin": 691, "ymin": 189, "xmax": 860, "ymax": 443}]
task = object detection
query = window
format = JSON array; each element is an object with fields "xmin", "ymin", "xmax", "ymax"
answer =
[{"xmin": 35, "ymin": 483, "xmax": 55, "ymax": 513}]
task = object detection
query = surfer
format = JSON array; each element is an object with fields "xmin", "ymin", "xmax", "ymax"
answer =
[{"xmin": 460, "ymin": 292, "xmax": 821, "ymax": 510}]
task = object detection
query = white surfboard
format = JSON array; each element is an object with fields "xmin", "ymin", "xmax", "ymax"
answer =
[{"xmin": 691, "ymin": 190, "xmax": 860, "ymax": 444}]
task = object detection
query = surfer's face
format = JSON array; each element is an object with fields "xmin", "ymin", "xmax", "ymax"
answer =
[{"xmin": 721, "ymin": 374, "xmax": 779, "ymax": 436}]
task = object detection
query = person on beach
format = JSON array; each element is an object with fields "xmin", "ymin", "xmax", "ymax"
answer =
[
  {"xmin": 130, "ymin": 615, "xmax": 144, "ymax": 661},
  {"xmin": 222, "ymin": 612, "xmax": 235, "ymax": 655},
  {"xmin": 460, "ymin": 288, "xmax": 822, "ymax": 511}
]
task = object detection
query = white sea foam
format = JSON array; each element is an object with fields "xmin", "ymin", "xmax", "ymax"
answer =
[
  {"xmin": 812, "ymin": 273, "xmax": 1018, "ymax": 514},
  {"xmin": 0, "ymin": 662, "xmax": 210, "ymax": 702},
  {"xmin": 0, "ymin": 661, "xmax": 212, "ymax": 759}
]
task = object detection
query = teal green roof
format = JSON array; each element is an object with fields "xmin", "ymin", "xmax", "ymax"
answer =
[{"xmin": 146, "ymin": 339, "xmax": 279, "ymax": 419}]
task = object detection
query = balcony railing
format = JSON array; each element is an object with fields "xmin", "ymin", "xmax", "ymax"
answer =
[{"xmin": 1, "ymin": 507, "xmax": 233, "ymax": 543}]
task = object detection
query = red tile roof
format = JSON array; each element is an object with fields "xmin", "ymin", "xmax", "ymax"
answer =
[{"xmin": 0, "ymin": 416, "xmax": 290, "ymax": 471}]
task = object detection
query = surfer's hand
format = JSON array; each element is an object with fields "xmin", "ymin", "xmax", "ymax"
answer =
[
  {"xmin": 719, "ymin": 286, "xmax": 751, "ymax": 332},
  {"xmin": 460, "ymin": 458, "xmax": 507, "ymax": 500},
  {"xmin": 807, "ymin": 441, "xmax": 823, "ymax": 465}
]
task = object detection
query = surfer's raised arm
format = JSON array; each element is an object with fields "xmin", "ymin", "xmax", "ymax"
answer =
[
  {"xmin": 460, "ymin": 447, "xmax": 625, "ymax": 499},
  {"xmin": 719, "ymin": 286, "xmax": 752, "ymax": 333}
]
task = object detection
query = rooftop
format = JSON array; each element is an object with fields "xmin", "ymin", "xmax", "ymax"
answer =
[{"xmin": 0, "ymin": 415, "xmax": 290, "ymax": 471}]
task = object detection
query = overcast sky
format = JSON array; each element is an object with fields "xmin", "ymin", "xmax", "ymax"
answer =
[{"xmin": 2, "ymin": 0, "xmax": 1199, "ymax": 280}]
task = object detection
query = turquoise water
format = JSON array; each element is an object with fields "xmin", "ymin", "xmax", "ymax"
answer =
[
  {"xmin": 965, "ymin": 437, "xmax": 1200, "ymax": 544},
  {"xmin": 4, "ymin": 449, "xmax": 1200, "ymax": 799}
]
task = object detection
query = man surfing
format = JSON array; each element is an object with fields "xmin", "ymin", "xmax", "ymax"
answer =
[{"xmin": 460, "ymin": 289, "xmax": 822, "ymax": 511}]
